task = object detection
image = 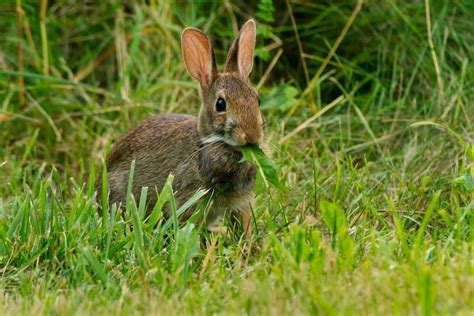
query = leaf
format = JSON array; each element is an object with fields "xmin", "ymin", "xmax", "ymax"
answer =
[
  {"xmin": 171, "ymin": 223, "xmax": 200, "ymax": 287},
  {"xmin": 454, "ymin": 173, "xmax": 474, "ymax": 192},
  {"xmin": 256, "ymin": 0, "xmax": 275, "ymax": 23},
  {"xmin": 131, "ymin": 187, "xmax": 147, "ymax": 270},
  {"xmin": 7, "ymin": 199, "xmax": 28, "ymax": 239},
  {"xmin": 320, "ymin": 201, "xmax": 348, "ymax": 239},
  {"xmin": 146, "ymin": 174, "xmax": 174, "ymax": 230},
  {"xmin": 320, "ymin": 201, "xmax": 354, "ymax": 260},
  {"xmin": 240, "ymin": 144, "xmax": 283, "ymax": 192},
  {"xmin": 81, "ymin": 247, "xmax": 110, "ymax": 287},
  {"xmin": 413, "ymin": 191, "xmax": 440, "ymax": 252},
  {"xmin": 260, "ymin": 84, "xmax": 299, "ymax": 113},
  {"xmin": 160, "ymin": 188, "xmax": 209, "ymax": 233}
]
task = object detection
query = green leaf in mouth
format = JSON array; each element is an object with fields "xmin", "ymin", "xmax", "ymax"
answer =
[{"xmin": 239, "ymin": 144, "xmax": 283, "ymax": 192}]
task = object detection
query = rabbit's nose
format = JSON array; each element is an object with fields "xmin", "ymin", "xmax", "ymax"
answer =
[{"xmin": 244, "ymin": 132, "xmax": 263, "ymax": 145}]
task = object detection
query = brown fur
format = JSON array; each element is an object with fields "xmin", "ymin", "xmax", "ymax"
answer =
[{"xmin": 96, "ymin": 20, "xmax": 264, "ymax": 228}]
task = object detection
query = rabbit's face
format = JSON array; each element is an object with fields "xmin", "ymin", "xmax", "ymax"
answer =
[
  {"xmin": 182, "ymin": 19, "xmax": 262, "ymax": 147},
  {"xmin": 199, "ymin": 74, "xmax": 264, "ymax": 147}
]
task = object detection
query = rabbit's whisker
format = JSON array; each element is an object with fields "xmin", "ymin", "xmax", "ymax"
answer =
[
  {"xmin": 201, "ymin": 135, "xmax": 226, "ymax": 144},
  {"xmin": 201, "ymin": 134, "xmax": 239, "ymax": 147}
]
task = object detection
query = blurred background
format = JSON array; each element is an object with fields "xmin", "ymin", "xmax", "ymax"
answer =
[{"xmin": 0, "ymin": 0, "xmax": 472, "ymax": 190}]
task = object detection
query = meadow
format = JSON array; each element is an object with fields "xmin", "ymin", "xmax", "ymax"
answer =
[{"xmin": 0, "ymin": 0, "xmax": 473, "ymax": 314}]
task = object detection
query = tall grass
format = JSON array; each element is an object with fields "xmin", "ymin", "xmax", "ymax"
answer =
[{"xmin": 0, "ymin": 0, "xmax": 473, "ymax": 314}]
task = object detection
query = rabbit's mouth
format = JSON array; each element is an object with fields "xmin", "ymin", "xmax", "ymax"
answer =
[
  {"xmin": 201, "ymin": 123, "xmax": 263, "ymax": 145},
  {"xmin": 201, "ymin": 134, "xmax": 242, "ymax": 148}
]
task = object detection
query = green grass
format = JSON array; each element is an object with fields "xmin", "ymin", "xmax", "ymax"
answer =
[{"xmin": 0, "ymin": 0, "xmax": 473, "ymax": 315}]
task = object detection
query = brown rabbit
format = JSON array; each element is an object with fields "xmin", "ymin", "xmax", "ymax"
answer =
[{"xmin": 96, "ymin": 20, "xmax": 264, "ymax": 236}]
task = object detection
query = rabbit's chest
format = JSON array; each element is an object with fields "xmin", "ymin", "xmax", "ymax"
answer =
[{"xmin": 198, "ymin": 147, "xmax": 256, "ymax": 193}]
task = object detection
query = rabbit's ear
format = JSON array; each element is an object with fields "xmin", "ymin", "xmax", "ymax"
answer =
[
  {"xmin": 225, "ymin": 19, "xmax": 256, "ymax": 78},
  {"xmin": 182, "ymin": 28, "xmax": 218, "ymax": 89}
]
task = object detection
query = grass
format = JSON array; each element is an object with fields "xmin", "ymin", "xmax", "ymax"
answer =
[{"xmin": 0, "ymin": 0, "xmax": 473, "ymax": 315}]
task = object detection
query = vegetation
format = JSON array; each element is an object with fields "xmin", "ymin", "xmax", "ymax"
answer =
[{"xmin": 0, "ymin": 0, "xmax": 472, "ymax": 314}]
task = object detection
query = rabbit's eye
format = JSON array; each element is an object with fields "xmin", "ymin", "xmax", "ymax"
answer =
[{"xmin": 216, "ymin": 97, "xmax": 226, "ymax": 112}]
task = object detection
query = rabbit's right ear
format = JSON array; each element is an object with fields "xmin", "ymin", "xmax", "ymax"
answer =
[
  {"xmin": 181, "ymin": 28, "xmax": 218, "ymax": 90},
  {"xmin": 225, "ymin": 19, "xmax": 256, "ymax": 79}
]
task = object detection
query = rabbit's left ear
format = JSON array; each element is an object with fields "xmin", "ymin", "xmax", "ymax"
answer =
[
  {"xmin": 225, "ymin": 19, "xmax": 256, "ymax": 79},
  {"xmin": 181, "ymin": 27, "xmax": 218, "ymax": 90}
]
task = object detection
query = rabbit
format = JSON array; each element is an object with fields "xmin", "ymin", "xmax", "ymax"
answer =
[{"xmin": 95, "ymin": 19, "xmax": 265, "ymax": 236}]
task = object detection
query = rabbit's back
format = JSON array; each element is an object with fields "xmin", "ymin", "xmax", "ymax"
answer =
[{"xmin": 104, "ymin": 114, "xmax": 205, "ymax": 211}]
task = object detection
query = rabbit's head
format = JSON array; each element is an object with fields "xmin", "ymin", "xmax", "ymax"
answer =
[{"xmin": 181, "ymin": 20, "xmax": 264, "ymax": 147}]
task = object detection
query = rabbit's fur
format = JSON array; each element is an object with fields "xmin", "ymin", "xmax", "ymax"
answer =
[{"xmin": 97, "ymin": 20, "xmax": 264, "ymax": 233}]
